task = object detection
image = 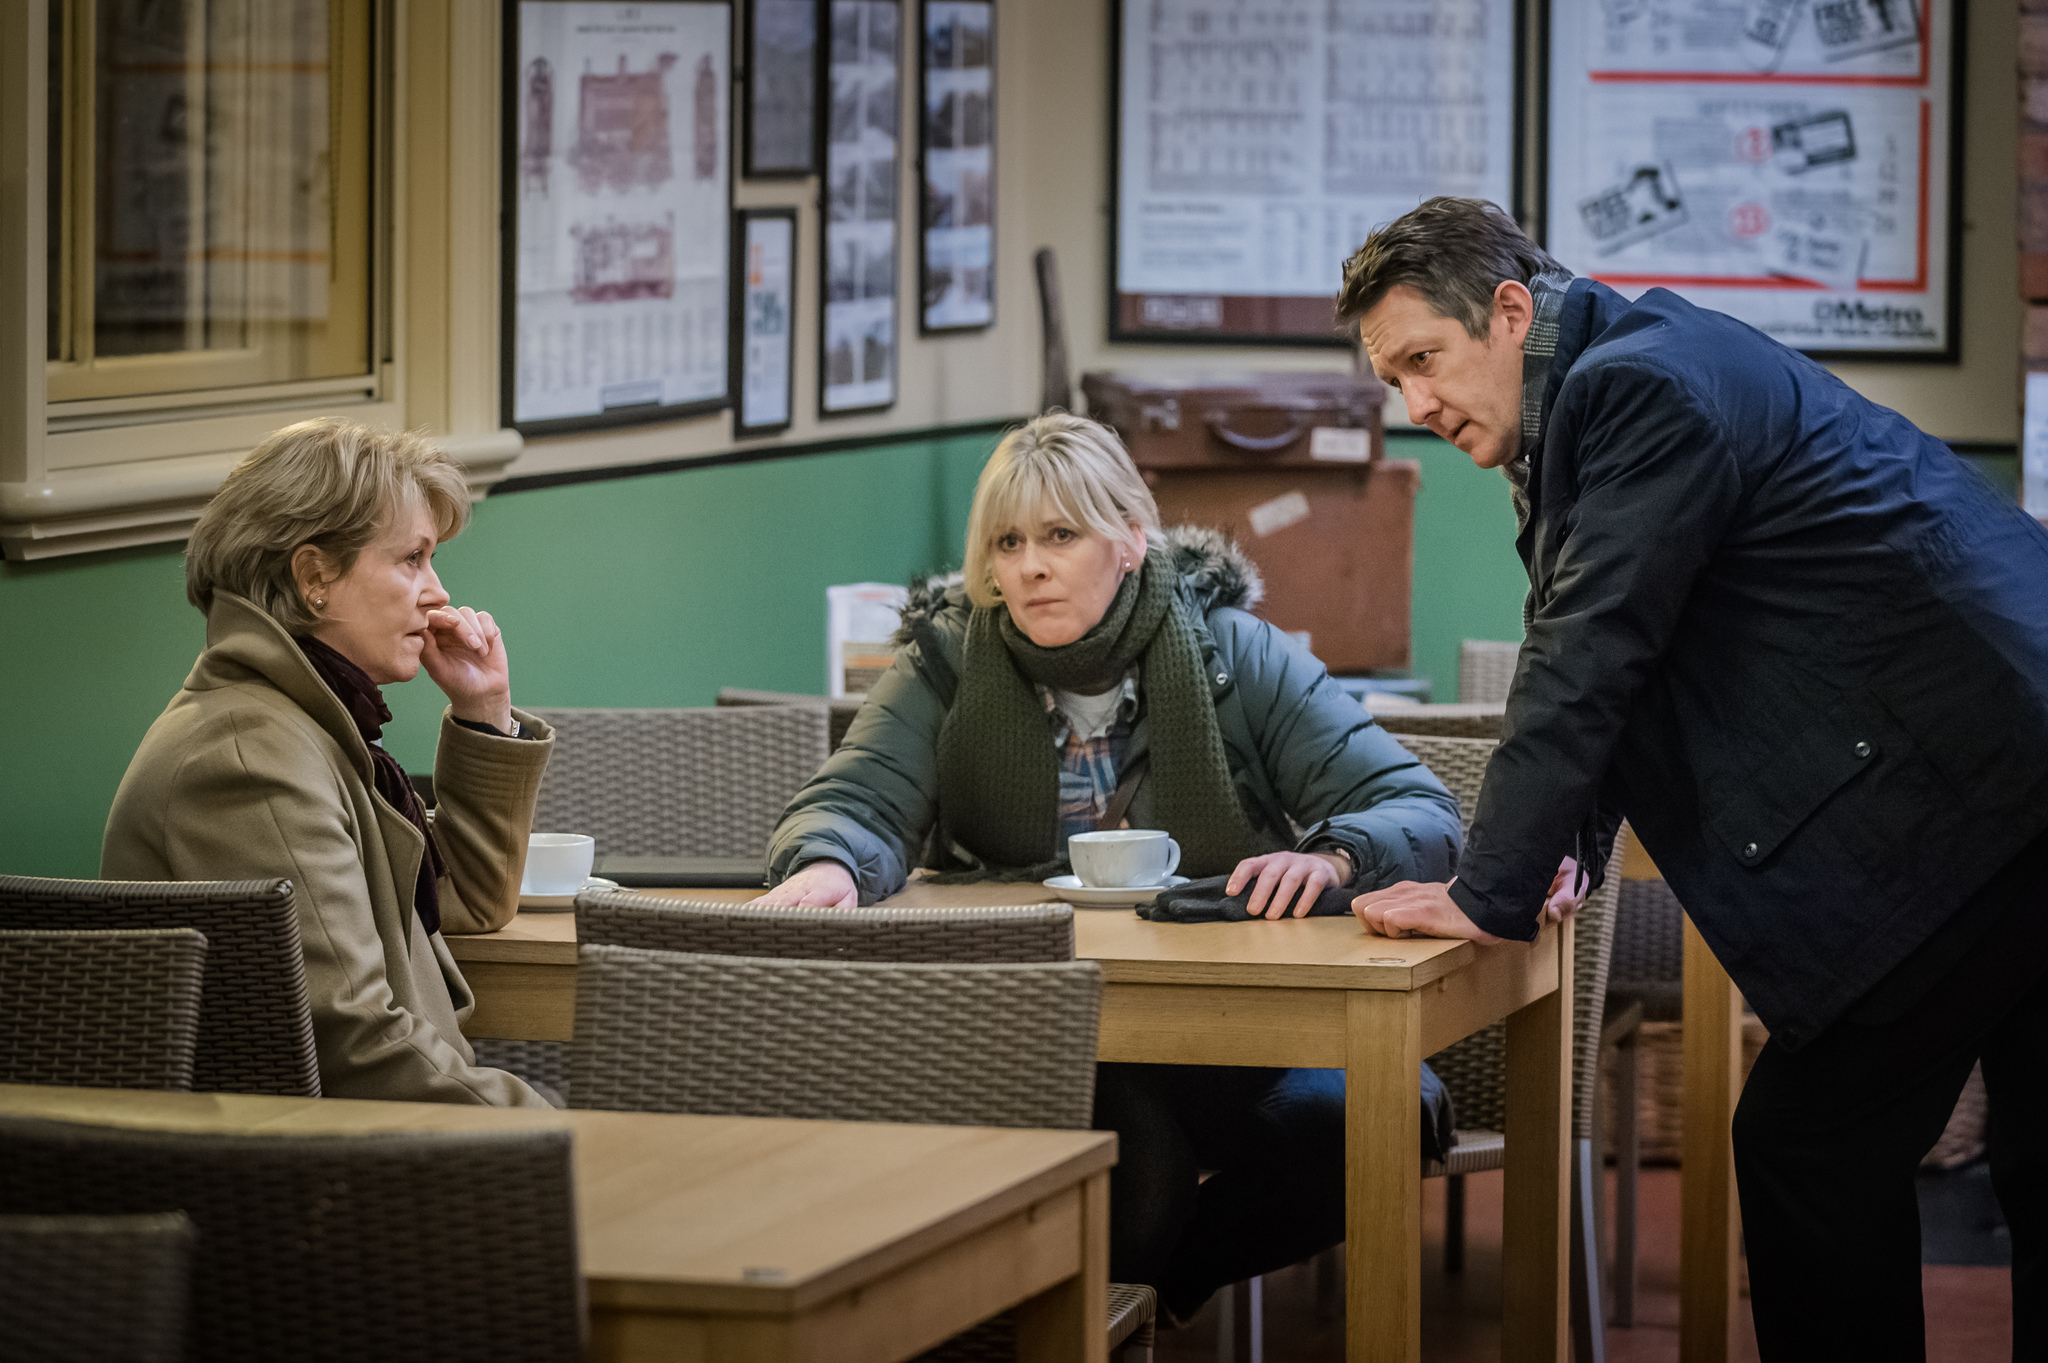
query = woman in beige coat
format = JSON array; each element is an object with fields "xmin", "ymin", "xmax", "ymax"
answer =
[{"xmin": 104, "ymin": 418, "xmax": 554, "ymax": 1107}]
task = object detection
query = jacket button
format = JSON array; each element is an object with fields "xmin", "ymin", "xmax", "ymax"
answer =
[
  {"xmin": 1854, "ymin": 741, "xmax": 1872, "ymax": 759},
  {"xmin": 1215, "ymin": 673, "xmax": 1228, "ymax": 685},
  {"xmin": 1743, "ymin": 842, "xmax": 1759, "ymax": 859}
]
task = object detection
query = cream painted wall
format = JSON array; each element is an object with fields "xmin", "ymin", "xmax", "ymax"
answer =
[{"xmin": 1014, "ymin": 0, "xmax": 2020, "ymax": 445}]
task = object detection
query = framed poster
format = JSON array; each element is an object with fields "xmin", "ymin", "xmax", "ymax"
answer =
[
  {"xmin": 745, "ymin": 0, "xmax": 819, "ymax": 177},
  {"xmin": 503, "ymin": 1, "xmax": 734, "ymax": 434},
  {"xmin": 918, "ymin": 0, "xmax": 995, "ymax": 332},
  {"xmin": 733, "ymin": 207, "xmax": 799, "ymax": 435},
  {"xmin": 820, "ymin": 0, "xmax": 902, "ymax": 415},
  {"xmin": 1110, "ymin": 0, "xmax": 1520, "ymax": 346},
  {"xmin": 1546, "ymin": 0, "xmax": 1962, "ymax": 361}
]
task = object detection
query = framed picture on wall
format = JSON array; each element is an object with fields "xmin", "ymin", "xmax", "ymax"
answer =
[
  {"xmin": 1108, "ymin": 0, "xmax": 1520, "ymax": 346},
  {"xmin": 820, "ymin": 0, "xmax": 902, "ymax": 416},
  {"xmin": 1546, "ymin": 0, "xmax": 1962, "ymax": 360},
  {"xmin": 502, "ymin": 0, "xmax": 734, "ymax": 435},
  {"xmin": 918, "ymin": 0, "xmax": 994, "ymax": 332},
  {"xmin": 745, "ymin": 0, "xmax": 819, "ymax": 177},
  {"xmin": 733, "ymin": 207, "xmax": 799, "ymax": 435}
]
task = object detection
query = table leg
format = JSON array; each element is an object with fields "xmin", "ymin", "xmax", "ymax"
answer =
[
  {"xmin": 1016, "ymin": 1169, "xmax": 1109, "ymax": 1363},
  {"xmin": 1502, "ymin": 918, "xmax": 1572, "ymax": 1363},
  {"xmin": 1345, "ymin": 988, "xmax": 1421, "ymax": 1363},
  {"xmin": 1680, "ymin": 915, "xmax": 1742, "ymax": 1363}
]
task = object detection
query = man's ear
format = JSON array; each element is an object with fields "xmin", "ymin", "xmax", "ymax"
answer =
[{"xmin": 1491, "ymin": 280, "xmax": 1535, "ymax": 347}]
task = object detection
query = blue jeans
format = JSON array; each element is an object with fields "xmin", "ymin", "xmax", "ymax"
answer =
[{"xmin": 1092, "ymin": 1062, "xmax": 1349, "ymax": 1320}]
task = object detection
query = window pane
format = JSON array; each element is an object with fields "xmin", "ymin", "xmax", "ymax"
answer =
[{"xmin": 92, "ymin": 0, "xmax": 339, "ymax": 362}]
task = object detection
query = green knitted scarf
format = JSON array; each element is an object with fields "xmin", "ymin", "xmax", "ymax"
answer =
[{"xmin": 932, "ymin": 547, "xmax": 1274, "ymax": 880}]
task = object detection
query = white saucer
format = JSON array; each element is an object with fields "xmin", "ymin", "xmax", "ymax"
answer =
[
  {"xmin": 1042, "ymin": 873, "xmax": 1189, "ymax": 909},
  {"xmin": 519, "ymin": 875, "xmax": 619, "ymax": 912}
]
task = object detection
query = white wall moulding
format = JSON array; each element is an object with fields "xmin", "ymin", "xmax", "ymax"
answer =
[{"xmin": 0, "ymin": 427, "xmax": 525, "ymax": 562}]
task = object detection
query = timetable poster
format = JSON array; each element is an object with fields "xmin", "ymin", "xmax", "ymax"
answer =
[
  {"xmin": 1113, "ymin": 0, "xmax": 1517, "ymax": 345},
  {"xmin": 1547, "ymin": 0, "xmax": 1957, "ymax": 358},
  {"xmin": 508, "ymin": 2, "xmax": 732, "ymax": 432},
  {"xmin": 822, "ymin": 0, "xmax": 902, "ymax": 414}
]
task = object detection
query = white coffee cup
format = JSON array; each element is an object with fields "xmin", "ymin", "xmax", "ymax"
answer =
[
  {"xmin": 1068, "ymin": 829, "xmax": 1182, "ymax": 888},
  {"xmin": 522, "ymin": 833, "xmax": 595, "ymax": 896}
]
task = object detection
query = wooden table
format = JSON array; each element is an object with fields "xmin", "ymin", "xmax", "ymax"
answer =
[
  {"xmin": 0, "ymin": 1082, "xmax": 1115, "ymax": 1363},
  {"xmin": 449, "ymin": 881, "xmax": 1575, "ymax": 1363}
]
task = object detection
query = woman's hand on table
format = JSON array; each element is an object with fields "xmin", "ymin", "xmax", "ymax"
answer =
[
  {"xmin": 1350, "ymin": 879, "xmax": 1504, "ymax": 944},
  {"xmin": 1226, "ymin": 849, "xmax": 1352, "ymax": 920},
  {"xmin": 422, "ymin": 606, "xmax": 514, "ymax": 734},
  {"xmin": 752, "ymin": 860, "xmax": 858, "ymax": 909}
]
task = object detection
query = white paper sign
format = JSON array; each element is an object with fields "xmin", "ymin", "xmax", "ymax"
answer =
[
  {"xmin": 1309, "ymin": 426, "xmax": 1371, "ymax": 462},
  {"xmin": 1248, "ymin": 491, "xmax": 1312, "ymax": 538},
  {"xmin": 2024, "ymin": 373, "xmax": 2048, "ymax": 519}
]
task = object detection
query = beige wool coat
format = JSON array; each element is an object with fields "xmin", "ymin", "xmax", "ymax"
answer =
[{"xmin": 103, "ymin": 592, "xmax": 555, "ymax": 1108}]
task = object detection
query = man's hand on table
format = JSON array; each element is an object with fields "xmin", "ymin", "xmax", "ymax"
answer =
[
  {"xmin": 751, "ymin": 860, "xmax": 858, "ymax": 908},
  {"xmin": 1352, "ymin": 855, "xmax": 1586, "ymax": 943}
]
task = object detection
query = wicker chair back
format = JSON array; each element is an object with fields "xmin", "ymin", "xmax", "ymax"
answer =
[
  {"xmin": 1609, "ymin": 877, "xmax": 1686, "ymax": 1022},
  {"xmin": 0, "ymin": 877, "xmax": 317, "ymax": 1097},
  {"xmin": 576, "ymin": 889, "xmax": 1076, "ymax": 963},
  {"xmin": 1370, "ymin": 704, "xmax": 1506, "ymax": 740},
  {"xmin": 0, "ymin": 1117, "xmax": 583, "ymax": 1363},
  {"xmin": 0, "ymin": 1212, "xmax": 194, "ymax": 1363},
  {"xmin": 1457, "ymin": 638, "xmax": 1520, "ymax": 704},
  {"xmin": 572, "ymin": 943, "xmax": 1102, "ymax": 1129},
  {"xmin": 0, "ymin": 929, "xmax": 207, "ymax": 1091},
  {"xmin": 530, "ymin": 704, "xmax": 830, "ymax": 860}
]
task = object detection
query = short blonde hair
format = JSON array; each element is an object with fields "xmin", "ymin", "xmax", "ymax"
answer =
[
  {"xmin": 962, "ymin": 413, "xmax": 1163, "ymax": 608},
  {"xmin": 185, "ymin": 418, "xmax": 471, "ymax": 631}
]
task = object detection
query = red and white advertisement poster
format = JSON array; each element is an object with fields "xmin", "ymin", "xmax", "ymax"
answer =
[{"xmin": 1546, "ymin": 0, "xmax": 1956, "ymax": 358}]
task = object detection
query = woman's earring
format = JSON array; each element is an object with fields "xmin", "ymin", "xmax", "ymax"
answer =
[{"xmin": 312, "ymin": 597, "xmax": 325, "ymax": 611}]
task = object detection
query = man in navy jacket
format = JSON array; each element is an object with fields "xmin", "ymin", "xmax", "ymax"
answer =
[{"xmin": 1345, "ymin": 198, "xmax": 2048, "ymax": 1361}]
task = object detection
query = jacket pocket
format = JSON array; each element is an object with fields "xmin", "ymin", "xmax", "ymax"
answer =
[{"xmin": 1696, "ymin": 676, "xmax": 1874, "ymax": 869}]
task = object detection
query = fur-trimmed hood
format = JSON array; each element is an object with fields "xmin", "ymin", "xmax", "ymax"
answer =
[{"xmin": 893, "ymin": 524, "xmax": 1264, "ymax": 646}]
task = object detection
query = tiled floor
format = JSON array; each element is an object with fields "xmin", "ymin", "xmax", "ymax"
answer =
[{"xmin": 1156, "ymin": 1167, "xmax": 2013, "ymax": 1361}]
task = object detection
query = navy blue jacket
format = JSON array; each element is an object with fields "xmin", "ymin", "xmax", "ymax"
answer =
[{"xmin": 1448, "ymin": 279, "xmax": 2048, "ymax": 1047}]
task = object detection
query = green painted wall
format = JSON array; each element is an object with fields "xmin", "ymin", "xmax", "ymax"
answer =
[{"xmin": 0, "ymin": 427, "xmax": 2014, "ymax": 879}]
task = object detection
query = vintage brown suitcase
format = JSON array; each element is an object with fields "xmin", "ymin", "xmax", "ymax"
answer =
[
  {"xmin": 1082, "ymin": 369, "xmax": 1410, "ymax": 675},
  {"xmin": 1080, "ymin": 370, "xmax": 1385, "ymax": 469}
]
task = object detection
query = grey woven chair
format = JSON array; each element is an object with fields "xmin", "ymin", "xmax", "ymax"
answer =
[
  {"xmin": 570, "ymin": 942, "xmax": 1153, "ymax": 1360},
  {"xmin": 1601, "ymin": 874, "xmax": 1686, "ymax": 1326},
  {"xmin": 576, "ymin": 887, "xmax": 1077, "ymax": 962},
  {"xmin": 0, "ymin": 1211, "xmax": 194, "ymax": 1363},
  {"xmin": 1457, "ymin": 638, "xmax": 1521, "ymax": 704},
  {"xmin": 529, "ymin": 705, "xmax": 831, "ymax": 860},
  {"xmin": 0, "ymin": 877, "xmax": 317, "ymax": 1097},
  {"xmin": 0, "ymin": 1116, "xmax": 583, "ymax": 1363},
  {"xmin": 715, "ymin": 686, "xmax": 865, "ymax": 751},
  {"xmin": 1369, "ymin": 702, "xmax": 1507, "ymax": 740},
  {"xmin": 0, "ymin": 929, "xmax": 207, "ymax": 1091}
]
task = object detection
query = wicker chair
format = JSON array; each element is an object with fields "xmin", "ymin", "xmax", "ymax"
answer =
[
  {"xmin": 1368, "ymin": 703, "xmax": 1507, "ymax": 740},
  {"xmin": 571, "ymin": 942, "xmax": 1154, "ymax": 1360},
  {"xmin": 1457, "ymin": 638, "xmax": 1521, "ymax": 704},
  {"xmin": 715, "ymin": 686, "xmax": 866, "ymax": 751},
  {"xmin": 0, "ymin": 929, "xmax": 208, "ymax": 1091},
  {"xmin": 529, "ymin": 705, "xmax": 831, "ymax": 861},
  {"xmin": 0, "ymin": 1211, "xmax": 194, "ymax": 1363},
  {"xmin": 0, "ymin": 1116, "xmax": 583, "ymax": 1363},
  {"xmin": 1391, "ymin": 734, "xmax": 1628, "ymax": 1363},
  {"xmin": 0, "ymin": 878, "xmax": 317, "ymax": 1097},
  {"xmin": 577, "ymin": 888, "xmax": 1077, "ymax": 962}
]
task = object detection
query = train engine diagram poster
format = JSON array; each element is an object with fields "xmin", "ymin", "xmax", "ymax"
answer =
[
  {"xmin": 1546, "ymin": 0, "xmax": 1957, "ymax": 358},
  {"xmin": 508, "ymin": 1, "xmax": 733, "ymax": 431}
]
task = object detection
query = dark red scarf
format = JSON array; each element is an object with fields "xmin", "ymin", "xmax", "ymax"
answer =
[{"xmin": 296, "ymin": 636, "xmax": 447, "ymax": 934}]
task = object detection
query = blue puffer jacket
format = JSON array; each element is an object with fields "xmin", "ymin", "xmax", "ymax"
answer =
[{"xmin": 767, "ymin": 527, "xmax": 1464, "ymax": 904}]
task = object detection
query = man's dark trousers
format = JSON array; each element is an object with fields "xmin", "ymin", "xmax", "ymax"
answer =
[{"xmin": 1734, "ymin": 827, "xmax": 2048, "ymax": 1362}]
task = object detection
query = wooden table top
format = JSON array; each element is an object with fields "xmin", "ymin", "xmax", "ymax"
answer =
[
  {"xmin": 0, "ymin": 1083, "xmax": 1115, "ymax": 1316},
  {"xmin": 446, "ymin": 877, "xmax": 1511, "ymax": 993}
]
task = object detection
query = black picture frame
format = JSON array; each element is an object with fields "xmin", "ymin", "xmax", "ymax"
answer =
[
  {"xmin": 500, "ymin": 0, "xmax": 736, "ymax": 437},
  {"xmin": 1106, "ymin": 0, "xmax": 1524, "ymax": 348},
  {"xmin": 818, "ymin": 0, "xmax": 902, "ymax": 417},
  {"xmin": 916, "ymin": 0, "xmax": 995, "ymax": 334},
  {"xmin": 732, "ymin": 206, "xmax": 800, "ymax": 435},
  {"xmin": 1541, "ymin": 0, "xmax": 1965, "ymax": 363},
  {"xmin": 743, "ymin": 0, "xmax": 821, "ymax": 178}
]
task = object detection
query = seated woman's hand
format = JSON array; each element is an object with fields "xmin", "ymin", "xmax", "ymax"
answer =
[
  {"xmin": 751, "ymin": 860, "xmax": 858, "ymax": 909},
  {"xmin": 421, "ymin": 605, "xmax": 513, "ymax": 733},
  {"xmin": 1226, "ymin": 849, "xmax": 1352, "ymax": 920}
]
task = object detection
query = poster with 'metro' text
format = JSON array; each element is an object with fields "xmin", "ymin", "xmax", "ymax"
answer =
[{"xmin": 1546, "ymin": 0, "xmax": 1959, "ymax": 360}]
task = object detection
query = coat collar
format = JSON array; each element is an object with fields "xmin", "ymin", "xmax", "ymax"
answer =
[
  {"xmin": 189, "ymin": 592, "xmax": 377, "ymax": 784},
  {"xmin": 1514, "ymin": 277, "xmax": 1631, "ymax": 570}
]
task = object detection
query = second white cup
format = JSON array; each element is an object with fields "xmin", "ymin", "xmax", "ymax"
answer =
[{"xmin": 1068, "ymin": 828, "xmax": 1182, "ymax": 888}]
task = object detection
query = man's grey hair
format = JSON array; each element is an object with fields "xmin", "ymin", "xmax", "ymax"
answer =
[{"xmin": 1336, "ymin": 197, "xmax": 1569, "ymax": 339}]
